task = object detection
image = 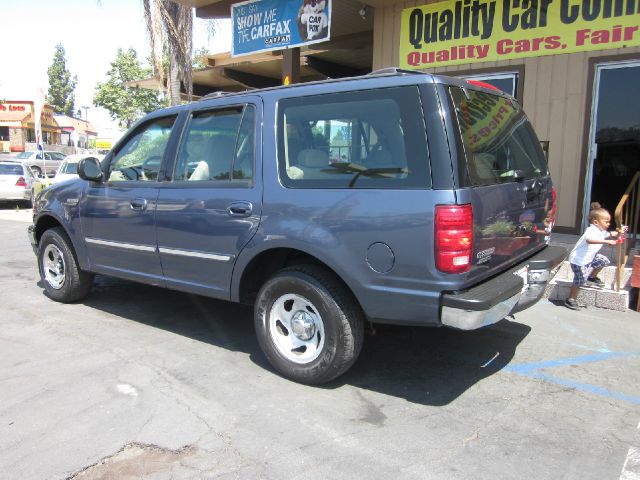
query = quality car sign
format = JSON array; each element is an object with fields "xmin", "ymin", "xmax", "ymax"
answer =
[
  {"xmin": 232, "ymin": 0, "xmax": 331, "ymax": 56},
  {"xmin": 400, "ymin": 0, "xmax": 640, "ymax": 68}
]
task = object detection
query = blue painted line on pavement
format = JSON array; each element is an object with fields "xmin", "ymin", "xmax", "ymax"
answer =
[
  {"xmin": 505, "ymin": 351, "xmax": 637, "ymax": 375},
  {"xmin": 505, "ymin": 351, "xmax": 640, "ymax": 405},
  {"xmin": 530, "ymin": 372, "xmax": 640, "ymax": 405}
]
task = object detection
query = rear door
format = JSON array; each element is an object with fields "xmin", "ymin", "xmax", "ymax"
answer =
[
  {"xmin": 447, "ymin": 86, "xmax": 554, "ymax": 280},
  {"xmin": 154, "ymin": 100, "xmax": 262, "ymax": 299}
]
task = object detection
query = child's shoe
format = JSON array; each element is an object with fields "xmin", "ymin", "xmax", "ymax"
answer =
[
  {"xmin": 564, "ymin": 298, "xmax": 587, "ymax": 310},
  {"xmin": 586, "ymin": 276, "xmax": 605, "ymax": 289}
]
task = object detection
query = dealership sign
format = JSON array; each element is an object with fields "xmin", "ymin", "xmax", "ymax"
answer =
[
  {"xmin": 400, "ymin": 0, "xmax": 640, "ymax": 68},
  {"xmin": 232, "ymin": 0, "xmax": 331, "ymax": 56}
]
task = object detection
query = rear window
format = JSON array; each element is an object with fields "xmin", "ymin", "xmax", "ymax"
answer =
[
  {"xmin": 0, "ymin": 164, "xmax": 24, "ymax": 175},
  {"xmin": 15, "ymin": 152, "xmax": 32, "ymax": 159},
  {"xmin": 449, "ymin": 87, "xmax": 548, "ymax": 186},
  {"xmin": 277, "ymin": 86, "xmax": 431, "ymax": 189}
]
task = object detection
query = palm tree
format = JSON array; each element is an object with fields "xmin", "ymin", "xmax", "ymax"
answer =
[{"xmin": 143, "ymin": 0, "xmax": 193, "ymax": 106}]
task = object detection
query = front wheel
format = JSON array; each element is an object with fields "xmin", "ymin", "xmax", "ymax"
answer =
[
  {"xmin": 38, "ymin": 227, "xmax": 93, "ymax": 302},
  {"xmin": 254, "ymin": 265, "xmax": 364, "ymax": 384}
]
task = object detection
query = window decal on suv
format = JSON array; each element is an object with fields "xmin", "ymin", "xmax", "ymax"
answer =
[{"xmin": 449, "ymin": 87, "xmax": 549, "ymax": 186}]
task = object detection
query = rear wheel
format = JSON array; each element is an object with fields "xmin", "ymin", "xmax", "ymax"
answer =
[
  {"xmin": 38, "ymin": 227, "xmax": 93, "ymax": 302},
  {"xmin": 254, "ymin": 265, "xmax": 364, "ymax": 384},
  {"xmin": 30, "ymin": 166, "xmax": 42, "ymax": 177}
]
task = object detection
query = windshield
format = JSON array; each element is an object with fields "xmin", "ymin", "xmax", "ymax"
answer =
[{"xmin": 15, "ymin": 152, "xmax": 31, "ymax": 159}]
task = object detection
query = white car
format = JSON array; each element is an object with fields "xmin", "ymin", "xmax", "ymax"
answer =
[
  {"xmin": 0, "ymin": 161, "xmax": 39, "ymax": 206},
  {"xmin": 14, "ymin": 150, "xmax": 67, "ymax": 177},
  {"xmin": 52, "ymin": 154, "xmax": 105, "ymax": 184}
]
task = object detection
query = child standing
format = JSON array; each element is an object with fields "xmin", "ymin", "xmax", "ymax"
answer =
[{"xmin": 564, "ymin": 204, "xmax": 625, "ymax": 310}]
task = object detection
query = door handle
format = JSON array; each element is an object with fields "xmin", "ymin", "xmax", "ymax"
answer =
[
  {"xmin": 227, "ymin": 201, "xmax": 253, "ymax": 217},
  {"xmin": 130, "ymin": 197, "xmax": 148, "ymax": 211}
]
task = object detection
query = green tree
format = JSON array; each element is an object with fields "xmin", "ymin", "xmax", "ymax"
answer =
[
  {"xmin": 192, "ymin": 46, "xmax": 211, "ymax": 69},
  {"xmin": 93, "ymin": 48, "xmax": 167, "ymax": 129},
  {"xmin": 47, "ymin": 44, "xmax": 77, "ymax": 115}
]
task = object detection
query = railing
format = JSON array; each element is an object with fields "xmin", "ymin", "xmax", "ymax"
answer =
[{"xmin": 614, "ymin": 171, "xmax": 640, "ymax": 291}]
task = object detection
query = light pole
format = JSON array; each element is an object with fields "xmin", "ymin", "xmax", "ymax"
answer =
[{"xmin": 81, "ymin": 106, "xmax": 89, "ymax": 121}]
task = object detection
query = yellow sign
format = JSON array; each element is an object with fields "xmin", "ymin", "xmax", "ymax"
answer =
[
  {"xmin": 400, "ymin": 0, "xmax": 640, "ymax": 69},
  {"xmin": 95, "ymin": 140, "xmax": 112, "ymax": 150}
]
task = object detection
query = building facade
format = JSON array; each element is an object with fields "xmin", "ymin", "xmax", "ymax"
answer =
[
  {"xmin": 165, "ymin": 0, "xmax": 640, "ymax": 232},
  {"xmin": 0, "ymin": 101, "xmax": 61, "ymax": 153},
  {"xmin": 370, "ymin": 0, "xmax": 640, "ymax": 232}
]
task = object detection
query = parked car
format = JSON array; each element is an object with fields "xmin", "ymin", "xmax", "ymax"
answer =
[
  {"xmin": 29, "ymin": 69, "xmax": 566, "ymax": 384},
  {"xmin": 52, "ymin": 154, "xmax": 105, "ymax": 184},
  {"xmin": 0, "ymin": 161, "xmax": 38, "ymax": 206},
  {"xmin": 14, "ymin": 150, "xmax": 67, "ymax": 177}
]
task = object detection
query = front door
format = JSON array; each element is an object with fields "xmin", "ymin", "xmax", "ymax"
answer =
[
  {"xmin": 584, "ymin": 61, "xmax": 640, "ymax": 228},
  {"xmin": 80, "ymin": 115, "xmax": 178, "ymax": 284}
]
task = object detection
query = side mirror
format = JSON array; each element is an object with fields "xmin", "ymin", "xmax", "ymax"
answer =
[{"xmin": 78, "ymin": 157, "xmax": 104, "ymax": 182}]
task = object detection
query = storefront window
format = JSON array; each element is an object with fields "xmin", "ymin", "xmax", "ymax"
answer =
[
  {"xmin": 0, "ymin": 127, "xmax": 9, "ymax": 141},
  {"xmin": 462, "ymin": 73, "xmax": 518, "ymax": 98}
]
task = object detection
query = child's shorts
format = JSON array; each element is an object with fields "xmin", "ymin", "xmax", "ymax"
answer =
[{"xmin": 570, "ymin": 254, "xmax": 610, "ymax": 285}]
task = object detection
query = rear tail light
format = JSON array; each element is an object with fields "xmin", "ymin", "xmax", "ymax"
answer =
[
  {"xmin": 435, "ymin": 204, "xmax": 473, "ymax": 274},
  {"xmin": 15, "ymin": 177, "xmax": 27, "ymax": 188}
]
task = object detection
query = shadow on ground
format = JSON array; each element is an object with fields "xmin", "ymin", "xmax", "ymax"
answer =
[{"xmin": 72, "ymin": 275, "xmax": 530, "ymax": 406}]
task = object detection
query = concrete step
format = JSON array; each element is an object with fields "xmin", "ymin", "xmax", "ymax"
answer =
[{"xmin": 544, "ymin": 262, "xmax": 631, "ymax": 311}]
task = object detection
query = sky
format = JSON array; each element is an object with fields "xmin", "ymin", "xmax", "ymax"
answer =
[{"xmin": 0, "ymin": 0, "xmax": 231, "ymax": 136}]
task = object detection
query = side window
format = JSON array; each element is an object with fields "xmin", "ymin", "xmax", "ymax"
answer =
[
  {"xmin": 108, "ymin": 116, "xmax": 176, "ymax": 182},
  {"xmin": 449, "ymin": 87, "xmax": 548, "ymax": 186},
  {"xmin": 277, "ymin": 87, "xmax": 430, "ymax": 189},
  {"xmin": 173, "ymin": 105, "xmax": 254, "ymax": 183}
]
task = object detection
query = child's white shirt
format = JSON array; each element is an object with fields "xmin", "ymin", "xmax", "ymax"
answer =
[{"xmin": 568, "ymin": 224, "xmax": 608, "ymax": 266}]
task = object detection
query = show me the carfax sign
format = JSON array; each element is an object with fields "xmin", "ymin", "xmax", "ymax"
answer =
[
  {"xmin": 232, "ymin": 0, "xmax": 331, "ymax": 56},
  {"xmin": 400, "ymin": 0, "xmax": 640, "ymax": 68}
]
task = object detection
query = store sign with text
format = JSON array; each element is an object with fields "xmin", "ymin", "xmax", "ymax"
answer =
[
  {"xmin": 232, "ymin": 0, "xmax": 331, "ymax": 56},
  {"xmin": 400, "ymin": 0, "xmax": 640, "ymax": 68}
]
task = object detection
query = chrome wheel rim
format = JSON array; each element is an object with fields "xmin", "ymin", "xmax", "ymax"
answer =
[
  {"xmin": 268, "ymin": 293, "xmax": 325, "ymax": 364},
  {"xmin": 43, "ymin": 244, "xmax": 66, "ymax": 290}
]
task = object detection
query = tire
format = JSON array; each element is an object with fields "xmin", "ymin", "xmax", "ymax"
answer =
[
  {"xmin": 31, "ymin": 166, "xmax": 42, "ymax": 177},
  {"xmin": 254, "ymin": 265, "xmax": 364, "ymax": 384},
  {"xmin": 38, "ymin": 227, "xmax": 93, "ymax": 303}
]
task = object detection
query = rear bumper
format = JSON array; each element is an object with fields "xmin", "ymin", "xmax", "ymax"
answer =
[
  {"xmin": 0, "ymin": 188, "xmax": 31, "ymax": 201},
  {"xmin": 440, "ymin": 246, "xmax": 566, "ymax": 330}
]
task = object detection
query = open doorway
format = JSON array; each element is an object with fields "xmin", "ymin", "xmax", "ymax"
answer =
[{"xmin": 584, "ymin": 61, "xmax": 640, "ymax": 229}]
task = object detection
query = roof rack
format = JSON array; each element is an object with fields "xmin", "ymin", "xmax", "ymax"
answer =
[
  {"xmin": 199, "ymin": 90, "xmax": 234, "ymax": 101},
  {"xmin": 367, "ymin": 67, "xmax": 423, "ymax": 76}
]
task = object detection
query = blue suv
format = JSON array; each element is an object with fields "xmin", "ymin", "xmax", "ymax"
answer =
[{"xmin": 29, "ymin": 69, "xmax": 565, "ymax": 384}]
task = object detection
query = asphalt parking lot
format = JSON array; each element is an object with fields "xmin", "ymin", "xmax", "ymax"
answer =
[{"xmin": 1, "ymin": 204, "xmax": 639, "ymax": 480}]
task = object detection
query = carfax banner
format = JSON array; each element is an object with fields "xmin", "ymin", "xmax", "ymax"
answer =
[
  {"xmin": 232, "ymin": 0, "xmax": 331, "ymax": 56},
  {"xmin": 400, "ymin": 0, "xmax": 640, "ymax": 68}
]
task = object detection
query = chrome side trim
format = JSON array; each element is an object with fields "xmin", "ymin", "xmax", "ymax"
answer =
[
  {"xmin": 158, "ymin": 247, "xmax": 232, "ymax": 262},
  {"xmin": 85, "ymin": 237, "xmax": 156, "ymax": 253}
]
